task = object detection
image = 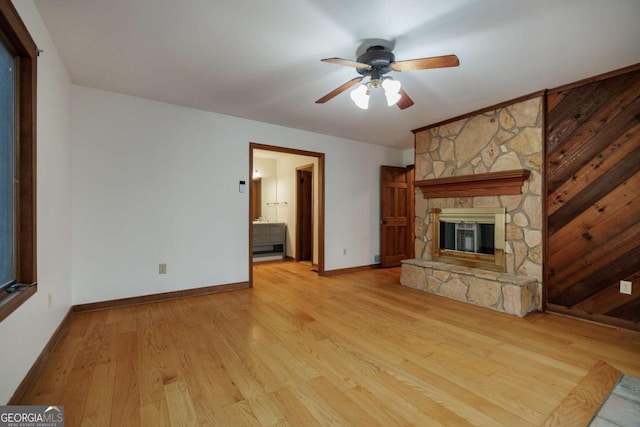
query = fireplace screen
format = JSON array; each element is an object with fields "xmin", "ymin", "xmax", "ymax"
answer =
[
  {"xmin": 432, "ymin": 207, "xmax": 505, "ymax": 272},
  {"xmin": 440, "ymin": 222, "xmax": 495, "ymax": 254}
]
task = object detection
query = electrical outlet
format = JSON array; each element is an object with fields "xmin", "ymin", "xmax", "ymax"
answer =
[
  {"xmin": 343, "ymin": 249, "xmax": 347, "ymax": 255},
  {"xmin": 620, "ymin": 280, "xmax": 632, "ymax": 295},
  {"xmin": 159, "ymin": 263, "xmax": 167, "ymax": 274}
]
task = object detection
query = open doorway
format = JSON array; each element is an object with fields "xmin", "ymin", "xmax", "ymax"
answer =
[{"xmin": 249, "ymin": 143, "xmax": 325, "ymax": 286}]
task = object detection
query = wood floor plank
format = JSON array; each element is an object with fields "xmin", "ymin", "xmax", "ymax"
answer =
[
  {"xmin": 80, "ymin": 361, "xmax": 116, "ymax": 427},
  {"xmin": 374, "ymin": 369, "xmax": 476, "ymax": 426},
  {"xmin": 23, "ymin": 336, "xmax": 83, "ymax": 404},
  {"xmin": 236, "ymin": 346, "xmax": 290, "ymax": 394},
  {"xmin": 542, "ymin": 360, "xmax": 622, "ymax": 427},
  {"xmin": 163, "ymin": 379, "xmax": 198, "ymax": 427},
  {"xmin": 15, "ymin": 262, "xmax": 640, "ymax": 426},
  {"xmin": 282, "ymin": 379, "xmax": 352, "ymax": 426},
  {"xmin": 307, "ymin": 376, "xmax": 383, "ymax": 427},
  {"xmin": 270, "ymin": 386, "xmax": 322, "ymax": 427},
  {"xmin": 140, "ymin": 399, "xmax": 170, "ymax": 427},
  {"xmin": 424, "ymin": 351, "xmax": 548, "ymax": 424},
  {"xmin": 276, "ymin": 331, "xmax": 359, "ymax": 393},
  {"xmin": 137, "ymin": 312, "xmax": 183, "ymax": 406},
  {"xmin": 400, "ymin": 360, "xmax": 537, "ymax": 427},
  {"xmin": 305, "ymin": 314, "xmax": 408, "ymax": 367},
  {"xmin": 59, "ymin": 312, "xmax": 108, "ymax": 426},
  {"xmin": 343, "ymin": 385, "xmax": 411, "ymax": 427},
  {"xmin": 111, "ymin": 331, "xmax": 141, "ymax": 426},
  {"xmin": 210, "ymin": 400, "xmax": 263, "ymax": 427},
  {"xmin": 183, "ymin": 349, "xmax": 244, "ymax": 413},
  {"xmin": 354, "ymin": 372, "xmax": 449, "ymax": 426},
  {"xmin": 241, "ymin": 390, "xmax": 289, "ymax": 427},
  {"xmin": 259, "ymin": 342, "xmax": 319, "ymax": 382}
]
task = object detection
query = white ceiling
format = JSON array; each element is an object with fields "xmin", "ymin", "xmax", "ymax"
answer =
[{"xmin": 34, "ymin": 0, "xmax": 640, "ymax": 149}]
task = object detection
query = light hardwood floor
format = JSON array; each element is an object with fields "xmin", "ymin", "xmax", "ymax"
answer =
[{"xmin": 20, "ymin": 262, "xmax": 640, "ymax": 426}]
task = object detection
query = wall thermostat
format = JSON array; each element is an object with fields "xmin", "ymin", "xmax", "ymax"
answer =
[{"xmin": 239, "ymin": 180, "xmax": 246, "ymax": 193}]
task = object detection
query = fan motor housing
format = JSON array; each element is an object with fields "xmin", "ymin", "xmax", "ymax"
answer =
[{"xmin": 356, "ymin": 46, "xmax": 395, "ymax": 76}]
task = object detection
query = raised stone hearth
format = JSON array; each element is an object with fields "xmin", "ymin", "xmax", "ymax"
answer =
[{"xmin": 401, "ymin": 259, "xmax": 540, "ymax": 317}]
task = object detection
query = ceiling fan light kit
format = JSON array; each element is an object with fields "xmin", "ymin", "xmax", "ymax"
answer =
[
  {"xmin": 350, "ymin": 77, "xmax": 403, "ymax": 110},
  {"xmin": 381, "ymin": 78, "xmax": 402, "ymax": 106},
  {"xmin": 317, "ymin": 42, "xmax": 459, "ymax": 110},
  {"xmin": 350, "ymin": 83, "xmax": 370, "ymax": 109}
]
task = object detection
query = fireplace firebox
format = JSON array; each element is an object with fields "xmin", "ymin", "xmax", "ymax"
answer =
[{"xmin": 431, "ymin": 207, "xmax": 506, "ymax": 272}]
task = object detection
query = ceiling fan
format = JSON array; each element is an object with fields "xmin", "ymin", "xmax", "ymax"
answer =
[{"xmin": 316, "ymin": 42, "xmax": 459, "ymax": 110}]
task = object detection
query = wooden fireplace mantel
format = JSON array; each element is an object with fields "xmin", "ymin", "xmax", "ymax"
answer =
[{"xmin": 415, "ymin": 169, "xmax": 531, "ymax": 198}]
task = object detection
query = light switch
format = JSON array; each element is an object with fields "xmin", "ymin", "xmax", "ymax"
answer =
[{"xmin": 620, "ymin": 280, "xmax": 632, "ymax": 295}]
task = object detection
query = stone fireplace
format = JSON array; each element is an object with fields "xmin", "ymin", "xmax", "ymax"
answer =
[{"xmin": 401, "ymin": 95, "xmax": 543, "ymax": 316}]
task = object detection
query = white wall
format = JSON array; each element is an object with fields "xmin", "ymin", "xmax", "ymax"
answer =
[
  {"xmin": 72, "ymin": 86, "xmax": 403, "ymax": 303},
  {"xmin": 0, "ymin": 1, "xmax": 72, "ymax": 404},
  {"xmin": 402, "ymin": 147, "xmax": 415, "ymax": 167},
  {"xmin": 324, "ymin": 143, "xmax": 400, "ymax": 270}
]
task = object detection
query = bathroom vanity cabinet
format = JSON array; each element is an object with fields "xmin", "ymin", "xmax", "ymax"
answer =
[{"xmin": 252, "ymin": 223, "xmax": 286, "ymax": 260}]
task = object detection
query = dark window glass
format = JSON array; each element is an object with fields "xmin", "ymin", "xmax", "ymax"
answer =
[
  {"xmin": 440, "ymin": 222, "xmax": 456, "ymax": 250},
  {"xmin": 477, "ymin": 224, "xmax": 495, "ymax": 254},
  {"xmin": 0, "ymin": 40, "xmax": 15, "ymax": 289}
]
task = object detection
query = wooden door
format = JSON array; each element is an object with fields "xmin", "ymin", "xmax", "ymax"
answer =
[
  {"xmin": 380, "ymin": 166, "xmax": 414, "ymax": 267},
  {"xmin": 296, "ymin": 168, "xmax": 313, "ymax": 261}
]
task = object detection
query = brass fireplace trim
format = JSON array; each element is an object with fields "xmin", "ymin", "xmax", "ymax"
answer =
[{"xmin": 431, "ymin": 207, "xmax": 506, "ymax": 272}]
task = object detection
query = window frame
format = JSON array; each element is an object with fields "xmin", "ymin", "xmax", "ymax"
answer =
[{"xmin": 0, "ymin": 0, "xmax": 38, "ymax": 322}]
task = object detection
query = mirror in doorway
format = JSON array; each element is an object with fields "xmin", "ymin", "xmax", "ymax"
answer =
[{"xmin": 251, "ymin": 176, "xmax": 278, "ymax": 222}]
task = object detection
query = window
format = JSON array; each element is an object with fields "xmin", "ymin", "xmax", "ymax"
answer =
[
  {"xmin": 0, "ymin": 36, "xmax": 15, "ymax": 289},
  {"xmin": 0, "ymin": 0, "xmax": 38, "ymax": 322}
]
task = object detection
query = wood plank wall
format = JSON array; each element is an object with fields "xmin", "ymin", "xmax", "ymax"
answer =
[{"xmin": 545, "ymin": 65, "xmax": 640, "ymax": 330}]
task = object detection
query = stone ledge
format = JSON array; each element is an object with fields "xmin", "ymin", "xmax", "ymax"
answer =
[{"xmin": 400, "ymin": 259, "xmax": 540, "ymax": 317}]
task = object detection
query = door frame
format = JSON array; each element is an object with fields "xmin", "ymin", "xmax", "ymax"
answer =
[
  {"xmin": 249, "ymin": 143, "xmax": 325, "ymax": 286},
  {"xmin": 250, "ymin": 177, "xmax": 262, "ymax": 220}
]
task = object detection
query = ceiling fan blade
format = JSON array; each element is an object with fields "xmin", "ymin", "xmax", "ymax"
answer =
[
  {"xmin": 321, "ymin": 57, "xmax": 371, "ymax": 70},
  {"xmin": 396, "ymin": 88, "xmax": 414, "ymax": 110},
  {"xmin": 391, "ymin": 54, "xmax": 460, "ymax": 72},
  {"xmin": 315, "ymin": 77, "xmax": 363, "ymax": 104}
]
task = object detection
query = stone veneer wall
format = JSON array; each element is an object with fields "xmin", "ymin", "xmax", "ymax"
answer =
[{"xmin": 403, "ymin": 95, "xmax": 544, "ymax": 313}]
